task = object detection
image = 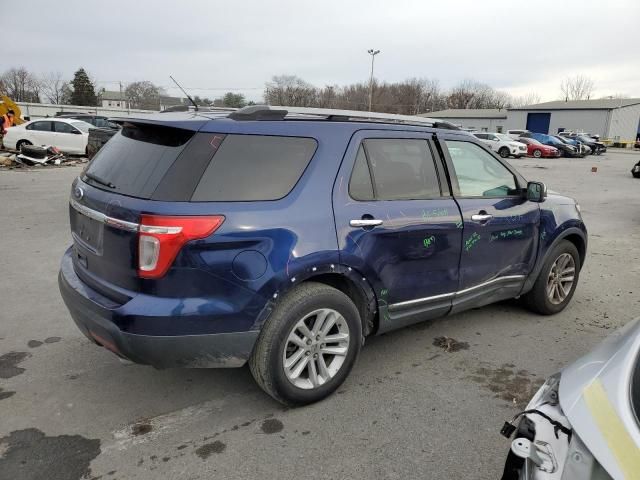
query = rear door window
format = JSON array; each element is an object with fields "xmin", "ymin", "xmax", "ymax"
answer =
[
  {"xmin": 54, "ymin": 122, "xmax": 77, "ymax": 134},
  {"xmin": 191, "ymin": 135, "xmax": 317, "ymax": 201},
  {"xmin": 27, "ymin": 121, "xmax": 52, "ymax": 132},
  {"xmin": 349, "ymin": 145, "xmax": 375, "ymax": 201},
  {"xmin": 359, "ymin": 138, "xmax": 441, "ymax": 200}
]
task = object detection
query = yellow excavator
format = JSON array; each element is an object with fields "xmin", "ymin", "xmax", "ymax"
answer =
[{"xmin": 0, "ymin": 96, "xmax": 26, "ymax": 125}]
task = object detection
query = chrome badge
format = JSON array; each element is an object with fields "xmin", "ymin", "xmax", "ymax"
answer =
[{"xmin": 74, "ymin": 186, "xmax": 84, "ymax": 200}]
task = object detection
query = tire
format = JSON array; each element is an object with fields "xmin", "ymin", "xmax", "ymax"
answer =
[
  {"xmin": 16, "ymin": 139, "xmax": 32, "ymax": 151},
  {"xmin": 522, "ymin": 240, "xmax": 580, "ymax": 315},
  {"xmin": 533, "ymin": 149, "xmax": 542, "ymax": 158},
  {"xmin": 499, "ymin": 147, "xmax": 510, "ymax": 158},
  {"xmin": 249, "ymin": 282, "xmax": 362, "ymax": 406},
  {"xmin": 20, "ymin": 144, "xmax": 47, "ymax": 159}
]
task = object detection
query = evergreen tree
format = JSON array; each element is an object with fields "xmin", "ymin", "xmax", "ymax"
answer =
[{"xmin": 69, "ymin": 68, "xmax": 98, "ymax": 106}]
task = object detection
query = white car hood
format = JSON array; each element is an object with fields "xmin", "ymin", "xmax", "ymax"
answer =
[{"xmin": 559, "ymin": 318, "xmax": 640, "ymax": 479}]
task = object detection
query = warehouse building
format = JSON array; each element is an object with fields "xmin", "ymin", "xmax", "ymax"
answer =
[
  {"xmin": 419, "ymin": 109, "xmax": 508, "ymax": 132},
  {"xmin": 506, "ymin": 98, "xmax": 640, "ymax": 141}
]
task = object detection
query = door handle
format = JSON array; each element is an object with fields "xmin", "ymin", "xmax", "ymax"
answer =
[
  {"xmin": 350, "ymin": 219, "xmax": 383, "ymax": 228},
  {"xmin": 471, "ymin": 213, "xmax": 493, "ymax": 222}
]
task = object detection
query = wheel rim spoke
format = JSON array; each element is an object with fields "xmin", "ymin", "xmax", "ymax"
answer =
[
  {"xmin": 284, "ymin": 347, "xmax": 305, "ymax": 370},
  {"xmin": 308, "ymin": 359, "xmax": 319, "ymax": 387},
  {"xmin": 317, "ymin": 355, "xmax": 330, "ymax": 381},
  {"xmin": 323, "ymin": 332, "xmax": 349, "ymax": 343},
  {"xmin": 289, "ymin": 354, "xmax": 310, "ymax": 379},
  {"xmin": 320, "ymin": 345, "xmax": 348, "ymax": 356}
]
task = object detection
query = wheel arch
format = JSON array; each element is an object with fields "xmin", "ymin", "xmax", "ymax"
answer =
[{"xmin": 521, "ymin": 226, "xmax": 587, "ymax": 295}]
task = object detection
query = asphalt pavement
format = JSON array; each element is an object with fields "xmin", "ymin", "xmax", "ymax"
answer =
[{"xmin": 1, "ymin": 151, "xmax": 639, "ymax": 480}]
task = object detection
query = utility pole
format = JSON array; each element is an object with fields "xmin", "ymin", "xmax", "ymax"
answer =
[{"xmin": 367, "ymin": 49, "xmax": 380, "ymax": 111}]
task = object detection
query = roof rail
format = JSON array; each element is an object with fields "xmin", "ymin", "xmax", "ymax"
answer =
[{"xmin": 227, "ymin": 105, "xmax": 453, "ymax": 129}]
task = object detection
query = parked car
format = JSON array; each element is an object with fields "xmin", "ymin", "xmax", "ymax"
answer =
[
  {"xmin": 507, "ymin": 129, "xmax": 530, "ymax": 140},
  {"xmin": 517, "ymin": 137, "xmax": 561, "ymax": 158},
  {"xmin": 56, "ymin": 113, "xmax": 119, "ymax": 129},
  {"xmin": 58, "ymin": 106, "xmax": 587, "ymax": 405},
  {"xmin": 86, "ymin": 126, "xmax": 120, "ymax": 159},
  {"xmin": 522, "ymin": 132, "xmax": 582, "ymax": 158},
  {"xmin": 569, "ymin": 134, "xmax": 607, "ymax": 155},
  {"xmin": 632, "ymin": 159, "xmax": 640, "ymax": 178},
  {"xmin": 500, "ymin": 317, "xmax": 640, "ymax": 480},
  {"xmin": 551, "ymin": 135, "xmax": 590, "ymax": 156},
  {"xmin": 3, "ymin": 118, "xmax": 92, "ymax": 155},
  {"xmin": 472, "ymin": 132, "xmax": 528, "ymax": 158}
]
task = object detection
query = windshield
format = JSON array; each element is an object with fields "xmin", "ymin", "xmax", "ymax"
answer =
[
  {"xmin": 71, "ymin": 121, "xmax": 91, "ymax": 133},
  {"xmin": 496, "ymin": 134, "xmax": 513, "ymax": 142},
  {"xmin": 554, "ymin": 136, "xmax": 570, "ymax": 144},
  {"xmin": 577, "ymin": 135, "xmax": 593, "ymax": 142}
]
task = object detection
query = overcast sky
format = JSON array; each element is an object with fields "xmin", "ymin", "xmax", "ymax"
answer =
[{"xmin": 4, "ymin": 0, "xmax": 639, "ymax": 103}]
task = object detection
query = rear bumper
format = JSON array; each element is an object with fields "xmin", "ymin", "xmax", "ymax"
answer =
[{"xmin": 58, "ymin": 249, "xmax": 259, "ymax": 368}]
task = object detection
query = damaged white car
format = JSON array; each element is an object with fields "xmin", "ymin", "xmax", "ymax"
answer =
[{"xmin": 500, "ymin": 318, "xmax": 640, "ymax": 479}]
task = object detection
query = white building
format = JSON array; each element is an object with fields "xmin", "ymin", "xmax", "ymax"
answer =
[
  {"xmin": 419, "ymin": 109, "xmax": 508, "ymax": 132},
  {"xmin": 506, "ymin": 98, "xmax": 640, "ymax": 141},
  {"xmin": 101, "ymin": 91, "xmax": 128, "ymax": 109}
]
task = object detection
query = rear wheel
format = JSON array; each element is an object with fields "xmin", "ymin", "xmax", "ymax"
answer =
[
  {"xmin": 522, "ymin": 240, "xmax": 580, "ymax": 315},
  {"xmin": 16, "ymin": 139, "xmax": 32, "ymax": 151},
  {"xmin": 533, "ymin": 149, "xmax": 542, "ymax": 158},
  {"xmin": 249, "ymin": 282, "xmax": 362, "ymax": 406},
  {"xmin": 499, "ymin": 147, "xmax": 510, "ymax": 158}
]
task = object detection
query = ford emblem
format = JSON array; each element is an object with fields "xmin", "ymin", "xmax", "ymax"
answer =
[{"xmin": 74, "ymin": 186, "xmax": 84, "ymax": 199}]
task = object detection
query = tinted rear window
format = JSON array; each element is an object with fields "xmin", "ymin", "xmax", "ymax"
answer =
[
  {"xmin": 83, "ymin": 123, "xmax": 194, "ymax": 198},
  {"xmin": 191, "ymin": 135, "xmax": 317, "ymax": 201}
]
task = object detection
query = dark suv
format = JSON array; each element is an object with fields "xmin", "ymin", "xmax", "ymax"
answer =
[{"xmin": 58, "ymin": 106, "xmax": 587, "ymax": 405}]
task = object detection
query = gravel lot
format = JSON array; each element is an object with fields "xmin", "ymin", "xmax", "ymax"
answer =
[{"xmin": 1, "ymin": 151, "xmax": 639, "ymax": 480}]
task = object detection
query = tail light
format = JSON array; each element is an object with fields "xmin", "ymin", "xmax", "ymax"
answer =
[{"xmin": 138, "ymin": 215, "xmax": 225, "ymax": 279}]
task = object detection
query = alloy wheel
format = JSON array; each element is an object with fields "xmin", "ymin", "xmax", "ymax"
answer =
[
  {"xmin": 283, "ymin": 308, "xmax": 350, "ymax": 389},
  {"xmin": 546, "ymin": 253, "xmax": 575, "ymax": 305}
]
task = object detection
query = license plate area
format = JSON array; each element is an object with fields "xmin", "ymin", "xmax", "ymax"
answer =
[{"xmin": 72, "ymin": 209, "xmax": 104, "ymax": 254}]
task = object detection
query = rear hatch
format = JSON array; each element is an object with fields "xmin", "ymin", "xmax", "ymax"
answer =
[
  {"xmin": 70, "ymin": 116, "xmax": 213, "ymax": 298},
  {"xmin": 69, "ymin": 115, "xmax": 318, "ymax": 302}
]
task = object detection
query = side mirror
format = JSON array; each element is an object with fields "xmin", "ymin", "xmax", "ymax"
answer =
[{"xmin": 526, "ymin": 181, "xmax": 547, "ymax": 202}]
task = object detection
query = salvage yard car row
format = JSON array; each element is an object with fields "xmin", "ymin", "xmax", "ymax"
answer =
[{"xmin": 472, "ymin": 129, "xmax": 606, "ymax": 159}]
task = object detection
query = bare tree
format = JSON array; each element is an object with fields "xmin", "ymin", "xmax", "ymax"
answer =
[
  {"xmin": 511, "ymin": 92, "xmax": 541, "ymax": 108},
  {"xmin": 560, "ymin": 75, "xmax": 595, "ymax": 101},
  {"xmin": 264, "ymin": 75, "xmax": 317, "ymax": 106},
  {"xmin": 0, "ymin": 67, "xmax": 41, "ymax": 102},
  {"xmin": 41, "ymin": 72, "xmax": 68, "ymax": 104},
  {"xmin": 125, "ymin": 81, "xmax": 162, "ymax": 110}
]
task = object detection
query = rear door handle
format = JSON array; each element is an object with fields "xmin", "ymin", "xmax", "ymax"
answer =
[
  {"xmin": 471, "ymin": 214, "xmax": 493, "ymax": 222},
  {"xmin": 350, "ymin": 219, "xmax": 383, "ymax": 228}
]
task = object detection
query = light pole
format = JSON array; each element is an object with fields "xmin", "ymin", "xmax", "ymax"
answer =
[{"xmin": 367, "ymin": 49, "xmax": 380, "ymax": 111}]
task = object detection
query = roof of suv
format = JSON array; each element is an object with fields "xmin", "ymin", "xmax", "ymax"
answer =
[{"xmin": 111, "ymin": 105, "xmax": 466, "ymax": 134}]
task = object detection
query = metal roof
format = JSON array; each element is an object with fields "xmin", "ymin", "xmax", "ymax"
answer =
[
  {"xmin": 417, "ymin": 108, "xmax": 507, "ymax": 119},
  {"xmin": 509, "ymin": 98, "xmax": 640, "ymax": 111}
]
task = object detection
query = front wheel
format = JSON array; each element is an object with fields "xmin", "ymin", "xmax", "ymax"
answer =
[
  {"xmin": 249, "ymin": 282, "xmax": 362, "ymax": 406},
  {"xmin": 499, "ymin": 147, "xmax": 510, "ymax": 158},
  {"xmin": 522, "ymin": 240, "xmax": 580, "ymax": 315},
  {"xmin": 533, "ymin": 149, "xmax": 542, "ymax": 158},
  {"xmin": 16, "ymin": 139, "xmax": 32, "ymax": 151}
]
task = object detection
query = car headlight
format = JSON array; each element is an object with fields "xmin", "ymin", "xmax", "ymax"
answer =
[{"xmin": 526, "ymin": 372, "xmax": 561, "ymax": 409}]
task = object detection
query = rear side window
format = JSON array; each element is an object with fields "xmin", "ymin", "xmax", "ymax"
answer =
[
  {"xmin": 191, "ymin": 135, "xmax": 317, "ymax": 201},
  {"xmin": 349, "ymin": 146, "xmax": 374, "ymax": 201},
  {"xmin": 27, "ymin": 121, "xmax": 52, "ymax": 132},
  {"xmin": 54, "ymin": 122, "xmax": 77, "ymax": 134},
  {"xmin": 84, "ymin": 123, "xmax": 194, "ymax": 198},
  {"xmin": 357, "ymin": 138, "xmax": 441, "ymax": 200}
]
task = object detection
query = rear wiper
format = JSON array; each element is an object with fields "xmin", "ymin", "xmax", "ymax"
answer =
[{"xmin": 84, "ymin": 171, "xmax": 116, "ymax": 189}]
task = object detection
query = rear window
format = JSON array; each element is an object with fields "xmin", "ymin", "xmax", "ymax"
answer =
[
  {"xmin": 84, "ymin": 126, "xmax": 317, "ymax": 202},
  {"xmin": 84, "ymin": 123, "xmax": 194, "ymax": 198},
  {"xmin": 191, "ymin": 135, "xmax": 317, "ymax": 201}
]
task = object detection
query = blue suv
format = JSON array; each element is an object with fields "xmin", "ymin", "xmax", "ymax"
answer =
[{"xmin": 58, "ymin": 106, "xmax": 587, "ymax": 405}]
